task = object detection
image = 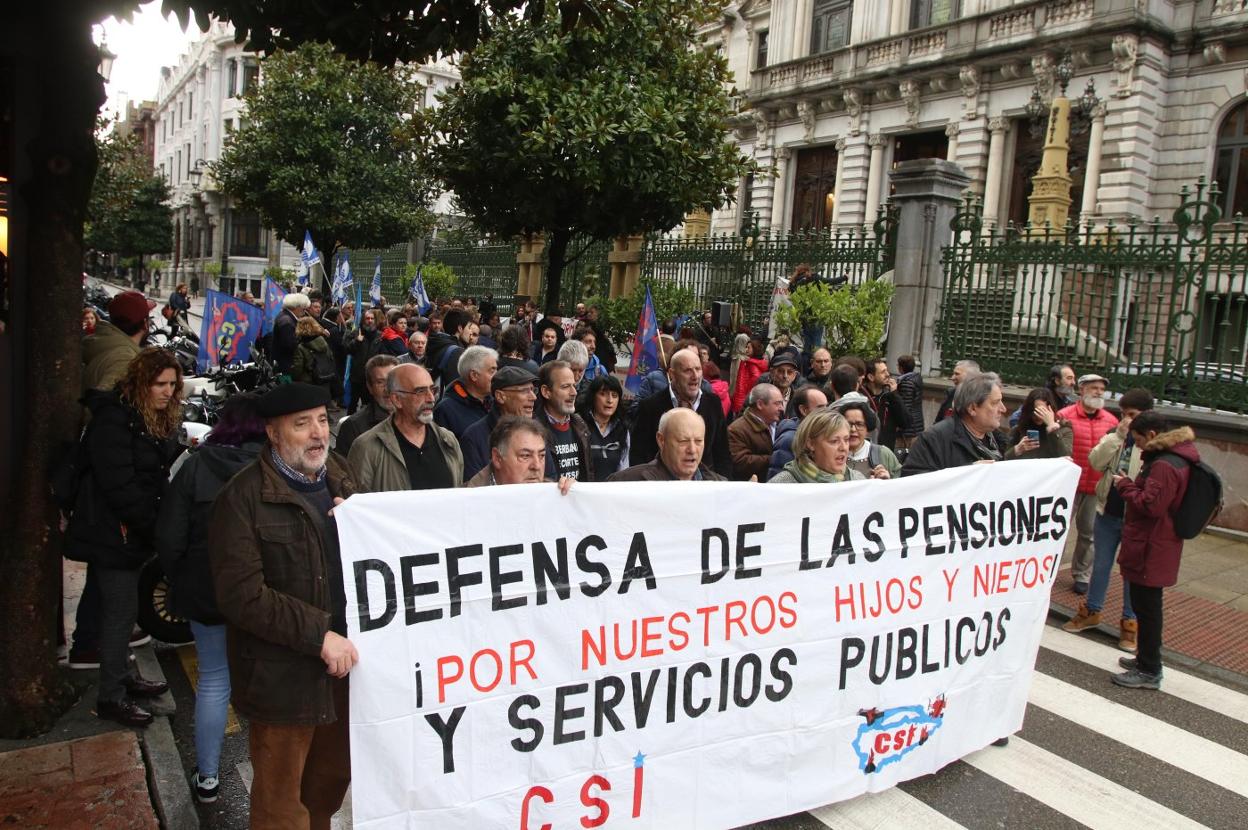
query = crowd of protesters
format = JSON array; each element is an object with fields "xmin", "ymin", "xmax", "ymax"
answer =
[{"xmin": 65, "ymin": 281, "xmax": 1204, "ymax": 821}]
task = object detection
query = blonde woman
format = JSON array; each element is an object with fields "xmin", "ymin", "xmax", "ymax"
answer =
[{"xmin": 769, "ymin": 408, "xmax": 866, "ymax": 483}]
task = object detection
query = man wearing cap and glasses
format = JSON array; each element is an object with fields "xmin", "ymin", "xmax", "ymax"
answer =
[
  {"xmin": 1057, "ymin": 373, "xmax": 1119, "ymax": 595},
  {"xmin": 348, "ymin": 364, "xmax": 464, "ymax": 493},
  {"xmin": 459, "ymin": 364, "xmax": 540, "ymax": 480},
  {"xmin": 209, "ymin": 382, "xmax": 359, "ymax": 828}
]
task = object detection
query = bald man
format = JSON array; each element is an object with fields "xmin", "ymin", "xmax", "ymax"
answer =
[
  {"xmin": 629, "ymin": 348, "xmax": 731, "ymax": 477},
  {"xmin": 609, "ymin": 409, "xmax": 726, "ymax": 482},
  {"xmin": 348, "ymin": 364, "xmax": 464, "ymax": 492}
]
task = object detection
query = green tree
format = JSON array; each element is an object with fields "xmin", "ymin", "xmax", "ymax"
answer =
[
  {"xmin": 773, "ymin": 281, "xmax": 896, "ymax": 357},
  {"xmin": 406, "ymin": 261, "xmax": 457, "ymax": 303},
  {"xmin": 423, "ymin": 0, "xmax": 752, "ymax": 314},
  {"xmin": 85, "ymin": 124, "xmax": 173, "ymax": 269},
  {"xmin": 1, "ymin": 0, "xmax": 602, "ymax": 739},
  {"xmin": 213, "ymin": 41, "xmax": 434, "ymax": 260},
  {"xmin": 587, "ymin": 281, "xmax": 699, "ymax": 350}
]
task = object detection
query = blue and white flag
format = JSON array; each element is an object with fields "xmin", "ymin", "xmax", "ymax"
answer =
[
  {"xmin": 332, "ymin": 251, "xmax": 353, "ymax": 306},
  {"xmin": 409, "ymin": 264, "xmax": 433, "ymax": 315},
  {"xmin": 297, "ymin": 230, "xmax": 321, "ymax": 287},
  {"xmin": 370, "ymin": 255, "xmax": 383, "ymax": 306}
]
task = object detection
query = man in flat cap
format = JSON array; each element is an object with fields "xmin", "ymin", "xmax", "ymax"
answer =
[
  {"xmin": 459, "ymin": 364, "xmax": 539, "ymax": 480},
  {"xmin": 209, "ymin": 382, "xmax": 358, "ymax": 828}
]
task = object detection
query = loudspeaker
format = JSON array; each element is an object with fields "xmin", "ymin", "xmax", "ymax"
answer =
[{"xmin": 711, "ymin": 301, "xmax": 733, "ymax": 327}]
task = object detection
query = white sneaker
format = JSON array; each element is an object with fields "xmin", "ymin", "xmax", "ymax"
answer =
[{"xmin": 192, "ymin": 771, "xmax": 220, "ymax": 804}]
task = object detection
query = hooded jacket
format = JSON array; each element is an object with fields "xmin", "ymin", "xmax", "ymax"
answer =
[
  {"xmin": 155, "ymin": 441, "xmax": 263, "ymax": 623},
  {"xmin": 67, "ymin": 390, "xmax": 178, "ymax": 568},
  {"xmin": 1115, "ymin": 427, "xmax": 1198, "ymax": 588},
  {"xmin": 1057, "ymin": 402, "xmax": 1119, "ymax": 494},
  {"xmin": 433, "ymin": 379, "xmax": 492, "ymax": 439},
  {"xmin": 81, "ymin": 320, "xmax": 141, "ymax": 393},
  {"xmin": 379, "ymin": 326, "xmax": 408, "ymax": 357},
  {"xmin": 731, "ymin": 357, "xmax": 769, "ymax": 415},
  {"xmin": 425, "ymin": 331, "xmax": 463, "ymax": 385},
  {"xmin": 768, "ymin": 417, "xmax": 800, "ymax": 481}
]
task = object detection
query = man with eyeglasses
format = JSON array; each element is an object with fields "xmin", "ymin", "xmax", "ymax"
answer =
[{"xmin": 348, "ymin": 364, "xmax": 464, "ymax": 492}]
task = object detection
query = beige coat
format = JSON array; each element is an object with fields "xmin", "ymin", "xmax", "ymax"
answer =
[
  {"xmin": 1087, "ymin": 427, "xmax": 1143, "ymax": 512},
  {"xmin": 347, "ymin": 415, "xmax": 464, "ymax": 492}
]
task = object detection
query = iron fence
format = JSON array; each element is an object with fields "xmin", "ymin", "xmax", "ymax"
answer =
[
  {"xmin": 351, "ymin": 243, "xmax": 412, "ymax": 305},
  {"xmin": 427, "ymin": 240, "xmax": 521, "ymax": 315},
  {"xmin": 936, "ymin": 179, "xmax": 1248, "ymax": 414},
  {"xmin": 539, "ymin": 237, "xmax": 613, "ymax": 310},
  {"xmin": 641, "ymin": 208, "xmax": 898, "ymax": 333}
]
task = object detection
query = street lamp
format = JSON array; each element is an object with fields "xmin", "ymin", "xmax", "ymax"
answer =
[
  {"xmin": 188, "ymin": 159, "xmax": 205, "ymax": 186},
  {"xmin": 97, "ymin": 40, "xmax": 116, "ymax": 83}
]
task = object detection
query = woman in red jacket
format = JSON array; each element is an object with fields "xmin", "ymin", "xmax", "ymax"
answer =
[
  {"xmin": 1110, "ymin": 411, "xmax": 1199, "ymax": 690},
  {"xmin": 731, "ymin": 337, "xmax": 769, "ymax": 416}
]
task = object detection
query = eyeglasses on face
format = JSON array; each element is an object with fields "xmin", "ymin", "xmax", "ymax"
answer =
[{"xmin": 393, "ymin": 386, "xmax": 439, "ymax": 398}]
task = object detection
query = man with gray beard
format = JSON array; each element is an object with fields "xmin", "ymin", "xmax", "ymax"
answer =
[{"xmin": 348, "ymin": 364, "xmax": 464, "ymax": 492}]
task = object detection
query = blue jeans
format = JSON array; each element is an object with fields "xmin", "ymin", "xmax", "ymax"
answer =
[
  {"xmin": 190, "ymin": 621, "xmax": 231, "ymax": 778},
  {"xmin": 1086, "ymin": 513, "xmax": 1134, "ymax": 619}
]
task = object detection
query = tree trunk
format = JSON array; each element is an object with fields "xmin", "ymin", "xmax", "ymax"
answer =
[
  {"xmin": 0, "ymin": 11, "xmax": 103, "ymax": 738},
  {"xmin": 542, "ymin": 228, "xmax": 572, "ymax": 316}
]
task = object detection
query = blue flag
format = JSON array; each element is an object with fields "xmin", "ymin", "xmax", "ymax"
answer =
[
  {"xmin": 370, "ymin": 256, "xmax": 383, "ymax": 306},
  {"xmin": 332, "ymin": 251, "xmax": 353, "ymax": 306},
  {"xmin": 198, "ymin": 289, "xmax": 264, "ymax": 373},
  {"xmin": 625, "ymin": 285, "xmax": 660, "ymax": 396},
  {"xmin": 409, "ymin": 264, "xmax": 433, "ymax": 315},
  {"xmin": 297, "ymin": 230, "xmax": 321, "ymax": 287},
  {"xmin": 261, "ymin": 277, "xmax": 287, "ymax": 336}
]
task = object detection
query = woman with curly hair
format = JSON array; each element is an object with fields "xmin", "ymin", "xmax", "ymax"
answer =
[{"xmin": 69, "ymin": 347, "xmax": 183, "ymax": 727}]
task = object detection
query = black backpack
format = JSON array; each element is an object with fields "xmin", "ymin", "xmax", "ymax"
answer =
[
  {"xmin": 311, "ymin": 348, "xmax": 338, "ymax": 386},
  {"xmin": 1159, "ymin": 453, "xmax": 1224, "ymax": 539}
]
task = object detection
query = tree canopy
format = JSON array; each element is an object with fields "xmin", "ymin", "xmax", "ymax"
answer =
[
  {"xmin": 161, "ymin": 0, "xmax": 621, "ymax": 66},
  {"xmin": 422, "ymin": 0, "xmax": 753, "ymax": 313},
  {"xmin": 213, "ymin": 40, "xmax": 434, "ymax": 254},
  {"xmin": 85, "ymin": 124, "xmax": 173, "ymax": 260}
]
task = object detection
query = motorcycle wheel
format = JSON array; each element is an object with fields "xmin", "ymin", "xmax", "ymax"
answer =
[{"xmin": 137, "ymin": 558, "xmax": 193, "ymax": 645}]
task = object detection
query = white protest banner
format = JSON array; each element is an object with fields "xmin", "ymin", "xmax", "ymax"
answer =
[{"xmin": 335, "ymin": 458, "xmax": 1080, "ymax": 829}]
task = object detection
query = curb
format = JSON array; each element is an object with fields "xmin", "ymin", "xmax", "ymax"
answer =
[
  {"xmin": 1047, "ymin": 600, "xmax": 1248, "ymax": 694},
  {"xmin": 135, "ymin": 646, "xmax": 200, "ymax": 830}
]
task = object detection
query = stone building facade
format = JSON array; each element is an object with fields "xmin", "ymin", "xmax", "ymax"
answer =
[
  {"xmin": 153, "ymin": 21, "xmax": 460, "ymax": 298},
  {"xmin": 708, "ymin": 0, "xmax": 1248, "ymax": 235}
]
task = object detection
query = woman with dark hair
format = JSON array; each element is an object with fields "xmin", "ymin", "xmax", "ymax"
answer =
[
  {"xmin": 1006, "ymin": 387, "xmax": 1074, "ymax": 459},
  {"xmin": 578, "ymin": 374, "xmax": 630, "ymax": 481},
  {"xmin": 1110, "ymin": 410, "xmax": 1201, "ymax": 690},
  {"xmin": 731, "ymin": 337, "xmax": 769, "ymax": 416},
  {"xmin": 69, "ymin": 348, "xmax": 183, "ymax": 728},
  {"xmin": 155, "ymin": 393, "xmax": 265, "ymax": 802},
  {"xmin": 379, "ymin": 309, "xmax": 409, "ymax": 357}
]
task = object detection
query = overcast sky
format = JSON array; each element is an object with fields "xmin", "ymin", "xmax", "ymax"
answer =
[{"xmin": 94, "ymin": 1, "xmax": 201, "ymax": 121}]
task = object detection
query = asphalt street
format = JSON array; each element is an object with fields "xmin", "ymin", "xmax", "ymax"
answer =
[{"xmin": 156, "ymin": 619, "xmax": 1248, "ymax": 829}]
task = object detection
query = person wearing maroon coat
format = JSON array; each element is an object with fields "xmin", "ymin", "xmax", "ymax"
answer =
[
  {"xmin": 1057, "ymin": 374, "xmax": 1119, "ymax": 595},
  {"xmin": 1109, "ymin": 411, "xmax": 1199, "ymax": 690}
]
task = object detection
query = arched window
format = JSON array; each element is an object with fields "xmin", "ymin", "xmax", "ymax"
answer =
[{"xmin": 1214, "ymin": 102, "xmax": 1248, "ymax": 218}]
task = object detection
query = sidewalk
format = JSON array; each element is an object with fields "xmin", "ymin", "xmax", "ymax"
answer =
[
  {"xmin": 1052, "ymin": 528, "xmax": 1248, "ymax": 684},
  {"xmin": 0, "ymin": 561, "xmax": 197, "ymax": 829}
]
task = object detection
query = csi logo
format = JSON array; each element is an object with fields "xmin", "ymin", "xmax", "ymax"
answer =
[{"xmin": 853, "ymin": 695, "xmax": 946, "ymax": 774}]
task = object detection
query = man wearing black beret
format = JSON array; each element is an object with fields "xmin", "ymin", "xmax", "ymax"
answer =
[{"xmin": 208, "ymin": 382, "xmax": 359, "ymax": 826}]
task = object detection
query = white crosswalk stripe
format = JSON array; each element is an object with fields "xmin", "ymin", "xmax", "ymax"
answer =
[
  {"xmin": 1028, "ymin": 672, "xmax": 1248, "ymax": 798},
  {"xmin": 1040, "ymin": 626, "xmax": 1248, "ymax": 724},
  {"xmin": 962, "ymin": 737, "xmax": 1207, "ymax": 830}
]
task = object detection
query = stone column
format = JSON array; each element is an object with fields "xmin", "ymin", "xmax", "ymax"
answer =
[
  {"xmin": 886, "ymin": 159, "xmax": 973, "ymax": 374},
  {"xmin": 889, "ymin": 0, "xmax": 907, "ymax": 35},
  {"xmin": 771, "ymin": 147, "xmax": 791, "ymax": 231},
  {"xmin": 831, "ymin": 139, "xmax": 848, "ymax": 226},
  {"xmin": 608, "ymin": 235, "xmax": 645, "ymax": 299},
  {"xmin": 1080, "ymin": 103, "xmax": 1107, "ymax": 222},
  {"xmin": 516, "ymin": 234, "xmax": 546, "ymax": 300},
  {"xmin": 980, "ymin": 117, "xmax": 1008, "ymax": 228},
  {"xmin": 945, "ymin": 123, "xmax": 960, "ymax": 163},
  {"xmin": 863, "ymin": 133, "xmax": 887, "ymax": 228}
]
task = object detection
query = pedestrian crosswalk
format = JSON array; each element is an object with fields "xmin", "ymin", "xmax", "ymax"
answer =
[{"xmin": 762, "ymin": 625, "xmax": 1248, "ymax": 830}]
